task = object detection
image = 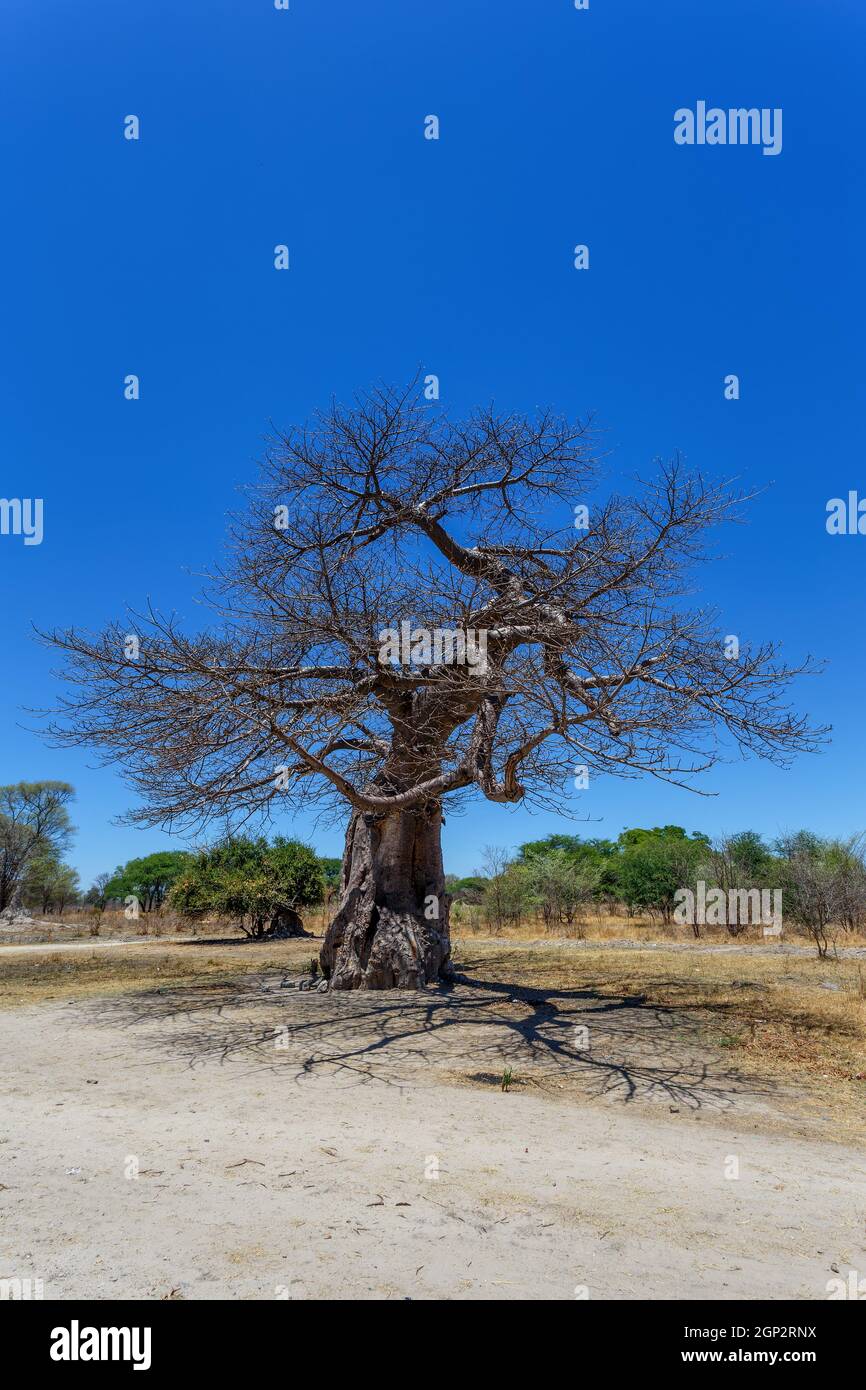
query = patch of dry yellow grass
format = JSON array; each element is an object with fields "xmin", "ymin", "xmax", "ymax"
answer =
[
  {"xmin": 453, "ymin": 908, "xmax": 866, "ymax": 948},
  {"xmin": 0, "ymin": 938, "xmax": 320, "ymax": 1006}
]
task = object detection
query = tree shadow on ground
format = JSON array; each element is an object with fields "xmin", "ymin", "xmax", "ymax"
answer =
[{"xmin": 71, "ymin": 958, "xmax": 778, "ymax": 1116}]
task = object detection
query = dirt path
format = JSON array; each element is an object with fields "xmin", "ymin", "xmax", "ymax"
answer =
[
  {"xmin": 0, "ymin": 936, "xmax": 195, "ymax": 953},
  {"xmin": 3, "ymin": 933, "xmax": 864, "ymax": 959},
  {"xmin": 1, "ymin": 979, "xmax": 864, "ymax": 1300}
]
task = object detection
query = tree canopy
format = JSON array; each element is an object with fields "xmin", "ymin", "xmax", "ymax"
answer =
[
  {"xmin": 44, "ymin": 383, "xmax": 824, "ymax": 832},
  {"xmin": 168, "ymin": 837, "xmax": 325, "ymax": 937},
  {"xmin": 22, "ymin": 848, "xmax": 80, "ymax": 916},
  {"xmin": 104, "ymin": 851, "xmax": 191, "ymax": 913},
  {"xmin": 0, "ymin": 781, "xmax": 76, "ymax": 912}
]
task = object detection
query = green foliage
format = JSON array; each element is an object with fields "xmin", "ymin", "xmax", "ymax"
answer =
[
  {"xmin": 774, "ymin": 829, "xmax": 824, "ymax": 862},
  {"xmin": 518, "ymin": 834, "xmax": 617, "ymax": 863},
  {"xmin": 616, "ymin": 825, "xmax": 710, "ymax": 850},
  {"xmin": 22, "ymin": 849, "xmax": 80, "ymax": 915},
  {"xmin": 104, "ymin": 850, "xmax": 192, "ymax": 913},
  {"xmin": 615, "ymin": 831, "xmax": 708, "ymax": 923},
  {"xmin": 514, "ymin": 826, "xmax": 711, "ymax": 924},
  {"xmin": 482, "ymin": 859, "xmax": 534, "ymax": 932},
  {"xmin": 723, "ymin": 830, "xmax": 774, "ymax": 880},
  {"xmin": 169, "ymin": 836, "xmax": 325, "ymax": 936},
  {"xmin": 465, "ymin": 825, "xmax": 866, "ymax": 952},
  {"xmin": 516, "ymin": 833, "xmax": 617, "ymax": 906},
  {"xmin": 318, "ymin": 857, "xmax": 342, "ymax": 890},
  {"xmin": 524, "ymin": 850, "xmax": 600, "ymax": 933},
  {"xmin": 693, "ymin": 831, "xmax": 777, "ymax": 937},
  {"xmin": 0, "ymin": 781, "xmax": 76, "ymax": 912},
  {"xmin": 449, "ymin": 875, "xmax": 487, "ymax": 904}
]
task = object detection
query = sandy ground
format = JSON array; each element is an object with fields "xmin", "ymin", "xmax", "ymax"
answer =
[
  {"xmin": 0, "ymin": 935, "xmax": 197, "ymax": 953},
  {"xmin": 1, "ymin": 969, "xmax": 864, "ymax": 1301}
]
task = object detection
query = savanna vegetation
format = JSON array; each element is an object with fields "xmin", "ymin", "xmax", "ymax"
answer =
[
  {"xmin": 450, "ymin": 825, "xmax": 866, "ymax": 958},
  {"xmin": 168, "ymin": 837, "xmax": 324, "ymax": 937},
  {"xmin": 6, "ymin": 784, "xmax": 866, "ymax": 963}
]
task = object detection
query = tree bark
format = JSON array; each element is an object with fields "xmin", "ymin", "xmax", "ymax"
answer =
[
  {"xmin": 320, "ymin": 802, "xmax": 453, "ymax": 990},
  {"xmin": 269, "ymin": 907, "xmax": 310, "ymax": 938}
]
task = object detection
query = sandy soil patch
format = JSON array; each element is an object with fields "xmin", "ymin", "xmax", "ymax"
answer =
[{"xmin": 1, "ymin": 959, "xmax": 864, "ymax": 1300}]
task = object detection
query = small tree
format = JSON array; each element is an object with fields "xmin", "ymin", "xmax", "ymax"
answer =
[
  {"xmin": 528, "ymin": 854, "xmax": 562, "ymax": 931},
  {"xmin": 704, "ymin": 831, "xmax": 776, "ymax": 937},
  {"xmin": 169, "ymin": 837, "xmax": 324, "ymax": 937},
  {"xmin": 83, "ymin": 871, "xmax": 113, "ymax": 936},
  {"xmin": 104, "ymin": 851, "xmax": 192, "ymax": 914},
  {"xmin": 519, "ymin": 834, "xmax": 618, "ymax": 914},
  {"xmin": 777, "ymin": 832, "xmax": 866, "ymax": 957},
  {"xmin": 85, "ymin": 872, "xmax": 112, "ymax": 910},
  {"xmin": 0, "ymin": 782, "xmax": 75, "ymax": 911},
  {"xmin": 781, "ymin": 854, "xmax": 841, "ymax": 959},
  {"xmin": 822, "ymin": 835, "xmax": 866, "ymax": 932},
  {"xmin": 480, "ymin": 846, "xmax": 532, "ymax": 933},
  {"xmin": 527, "ymin": 850, "xmax": 600, "ymax": 935},
  {"xmin": 615, "ymin": 827, "xmax": 708, "ymax": 929}
]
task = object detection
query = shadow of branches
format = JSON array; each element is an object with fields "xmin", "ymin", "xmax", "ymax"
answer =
[{"xmin": 69, "ymin": 959, "xmax": 776, "ymax": 1114}]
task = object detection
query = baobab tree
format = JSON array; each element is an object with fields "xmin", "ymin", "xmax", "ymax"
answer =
[{"xmin": 44, "ymin": 383, "xmax": 823, "ymax": 988}]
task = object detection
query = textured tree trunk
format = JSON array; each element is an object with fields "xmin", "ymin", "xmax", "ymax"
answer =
[
  {"xmin": 268, "ymin": 907, "xmax": 310, "ymax": 938},
  {"xmin": 320, "ymin": 802, "xmax": 453, "ymax": 990}
]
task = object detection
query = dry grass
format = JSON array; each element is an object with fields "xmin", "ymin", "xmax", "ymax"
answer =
[
  {"xmin": 0, "ymin": 938, "xmax": 320, "ymax": 1006},
  {"xmin": 8, "ymin": 904, "xmax": 866, "ymax": 951},
  {"xmin": 452, "ymin": 905, "xmax": 866, "ymax": 949}
]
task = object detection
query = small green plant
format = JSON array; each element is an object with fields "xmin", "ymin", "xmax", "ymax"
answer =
[{"xmin": 501, "ymin": 1065, "xmax": 513, "ymax": 1092}]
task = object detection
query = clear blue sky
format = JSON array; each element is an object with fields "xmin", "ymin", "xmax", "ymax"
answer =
[{"xmin": 1, "ymin": 0, "xmax": 864, "ymax": 888}]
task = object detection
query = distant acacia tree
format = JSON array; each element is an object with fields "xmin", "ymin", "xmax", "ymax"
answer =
[
  {"xmin": 705, "ymin": 831, "xmax": 776, "ymax": 937},
  {"xmin": 525, "ymin": 850, "xmax": 600, "ymax": 935},
  {"xmin": 104, "ymin": 851, "xmax": 191, "ymax": 914},
  {"xmin": 85, "ymin": 872, "xmax": 112, "ymax": 911},
  {"xmin": 518, "ymin": 833, "xmax": 620, "ymax": 908},
  {"xmin": 44, "ymin": 383, "xmax": 824, "ymax": 988},
  {"xmin": 480, "ymin": 846, "xmax": 527, "ymax": 934},
  {"xmin": 0, "ymin": 782, "xmax": 75, "ymax": 911},
  {"xmin": 169, "ymin": 837, "xmax": 324, "ymax": 937},
  {"xmin": 22, "ymin": 851, "xmax": 80, "ymax": 916},
  {"xmin": 615, "ymin": 826, "xmax": 710, "ymax": 927},
  {"xmin": 776, "ymin": 831, "xmax": 866, "ymax": 956}
]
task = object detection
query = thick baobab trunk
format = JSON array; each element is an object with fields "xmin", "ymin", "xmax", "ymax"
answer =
[{"xmin": 320, "ymin": 802, "xmax": 453, "ymax": 990}]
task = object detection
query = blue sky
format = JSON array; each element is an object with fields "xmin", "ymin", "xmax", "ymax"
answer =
[{"xmin": 1, "ymin": 0, "xmax": 864, "ymax": 888}]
